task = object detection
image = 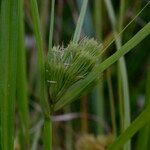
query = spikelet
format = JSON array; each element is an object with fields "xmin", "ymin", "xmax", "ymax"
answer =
[{"xmin": 46, "ymin": 38, "xmax": 102, "ymax": 104}]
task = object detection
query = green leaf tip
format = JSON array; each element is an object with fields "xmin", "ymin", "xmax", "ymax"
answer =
[{"xmin": 45, "ymin": 38, "xmax": 102, "ymax": 110}]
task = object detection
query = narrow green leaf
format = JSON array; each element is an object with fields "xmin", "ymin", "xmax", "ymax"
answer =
[
  {"xmin": 94, "ymin": 0, "xmax": 104, "ymax": 135},
  {"xmin": 29, "ymin": 0, "xmax": 49, "ymax": 117},
  {"xmin": 48, "ymin": 0, "xmax": 55, "ymax": 53},
  {"xmin": 29, "ymin": 0, "xmax": 51, "ymax": 149},
  {"xmin": 0, "ymin": 1, "xmax": 10, "ymax": 149},
  {"xmin": 0, "ymin": 0, "xmax": 21, "ymax": 149},
  {"xmin": 107, "ymin": 70, "xmax": 117, "ymax": 137},
  {"xmin": 73, "ymin": 0, "xmax": 88, "ymax": 42},
  {"xmin": 16, "ymin": 0, "xmax": 30, "ymax": 148},
  {"xmin": 104, "ymin": 0, "xmax": 130, "ymax": 149}
]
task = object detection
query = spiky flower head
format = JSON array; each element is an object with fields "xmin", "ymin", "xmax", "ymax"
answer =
[{"xmin": 46, "ymin": 38, "xmax": 102, "ymax": 106}]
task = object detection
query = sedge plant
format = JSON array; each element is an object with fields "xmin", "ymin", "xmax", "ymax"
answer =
[
  {"xmin": 0, "ymin": 0, "xmax": 145, "ymax": 150},
  {"xmin": 29, "ymin": 0, "xmax": 150, "ymax": 149},
  {"xmin": 0, "ymin": 0, "xmax": 150, "ymax": 149}
]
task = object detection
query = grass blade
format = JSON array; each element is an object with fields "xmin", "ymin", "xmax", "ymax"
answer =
[
  {"xmin": 94, "ymin": 0, "xmax": 104, "ymax": 135},
  {"xmin": 73, "ymin": 0, "xmax": 88, "ymax": 42},
  {"xmin": 29, "ymin": 0, "xmax": 51, "ymax": 149},
  {"xmin": 0, "ymin": 0, "xmax": 23, "ymax": 149},
  {"xmin": 0, "ymin": 1, "xmax": 11, "ymax": 149},
  {"xmin": 48, "ymin": 0, "xmax": 55, "ymax": 52},
  {"xmin": 93, "ymin": 0, "xmax": 104, "ymax": 134},
  {"xmin": 104, "ymin": 3, "xmax": 131, "ymax": 149},
  {"xmin": 107, "ymin": 69, "xmax": 117, "ymax": 137},
  {"xmin": 29, "ymin": 0, "xmax": 49, "ymax": 118},
  {"xmin": 16, "ymin": 0, "xmax": 30, "ymax": 148}
]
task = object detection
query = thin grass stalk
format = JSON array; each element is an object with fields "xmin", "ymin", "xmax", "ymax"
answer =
[
  {"xmin": 118, "ymin": 0, "xmax": 125, "ymax": 135},
  {"xmin": 107, "ymin": 69, "xmax": 117, "ymax": 137},
  {"xmin": 76, "ymin": 0, "xmax": 94, "ymax": 36},
  {"xmin": 40, "ymin": 0, "xmax": 50, "ymax": 40},
  {"xmin": 94, "ymin": 0, "xmax": 104, "ymax": 135},
  {"xmin": 29, "ymin": 0, "xmax": 51, "ymax": 149},
  {"xmin": 0, "ymin": 1, "xmax": 10, "ymax": 148},
  {"xmin": 73, "ymin": 0, "xmax": 88, "ymax": 42},
  {"xmin": 104, "ymin": 0, "xmax": 131, "ymax": 149},
  {"xmin": 43, "ymin": 119, "xmax": 52, "ymax": 150},
  {"xmin": 48, "ymin": 0, "xmax": 55, "ymax": 53},
  {"xmin": 94, "ymin": 0, "xmax": 103, "ymax": 41},
  {"xmin": 16, "ymin": 0, "xmax": 30, "ymax": 149},
  {"xmin": 118, "ymin": 0, "xmax": 125, "ymax": 34},
  {"xmin": 118, "ymin": 74, "xmax": 124, "ymax": 133}
]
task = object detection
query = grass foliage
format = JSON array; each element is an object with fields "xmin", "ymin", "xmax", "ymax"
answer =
[{"xmin": 0, "ymin": 0, "xmax": 150, "ymax": 149}]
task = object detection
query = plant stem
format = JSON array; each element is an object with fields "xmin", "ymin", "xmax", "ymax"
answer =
[
  {"xmin": 0, "ymin": 0, "xmax": 22, "ymax": 149},
  {"xmin": 73, "ymin": 0, "xmax": 88, "ymax": 42},
  {"xmin": 43, "ymin": 118, "xmax": 52, "ymax": 150},
  {"xmin": 107, "ymin": 69, "xmax": 117, "ymax": 137},
  {"xmin": 29, "ymin": 0, "xmax": 51, "ymax": 149},
  {"xmin": 48, "ymin": 0, "xmax": 55, "ymax": 53},
  {"xmin": 16, "ymin": 0, "xmax": 30, "ymax": 148},
  {"xmin": 104, "ymin": 0, "xmax": 131, "ymax": 149},
  {"xmin": 94, "ymin": 0, "xmax": 104, "ymax": 135}
]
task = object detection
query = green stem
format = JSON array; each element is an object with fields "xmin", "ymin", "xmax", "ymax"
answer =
[
  {"xmin": 104, "ymin": 0, "xmax": 131, "ymax": 149},
  {"xmin": 94, "ymin": 0, "xmax": 104, "ymax": 135},
  {"xmin": 73, "ymin": 0, "xmax": 88, "ymax": 42},
  {"xmin": 0, "ymin": 0, "xmax": 22, "ymax": 149},
  {"xmin": 118, "ymin": 74, "xmax": 124, "ymax": 133},
  {"xmin": 43, "ymin": 118, "xmax": 52, "ymax": 150},
  {"xmin": 29, "ymin": 0, "xmax": 51, "ymax": 149},
  {"xmin": 107, "ymin": 69, "xmax": 117, "ymax": 137},
  {"xmin": 48, "ymin": 0, "xmax": 55, "ymax": 53}
]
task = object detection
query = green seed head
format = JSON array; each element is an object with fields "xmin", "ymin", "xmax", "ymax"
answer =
[{"xmin": 46, "ymin": 38, "xmax": 102, "ymax": 105}]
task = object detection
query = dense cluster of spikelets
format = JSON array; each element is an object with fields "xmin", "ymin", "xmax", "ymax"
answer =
[{"xmin": 45, "ymin": 38, "xmax": 102, "ymax": 106}]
